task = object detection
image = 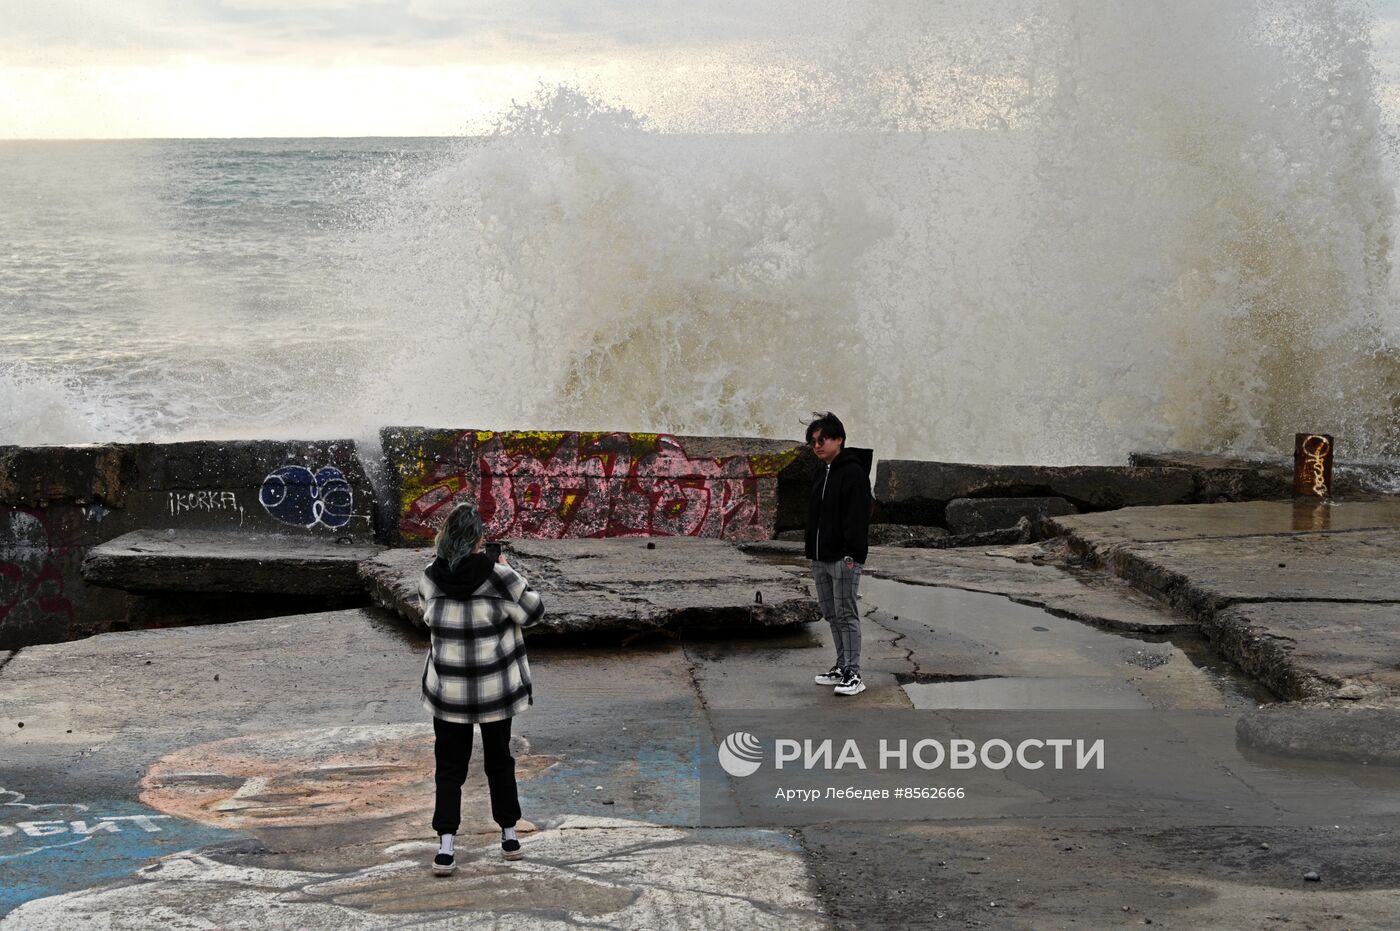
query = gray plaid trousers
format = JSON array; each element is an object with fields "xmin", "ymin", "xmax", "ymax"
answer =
[{"xmin": 812, "ymin": 559, "xmax": 863, "ymax": 674}]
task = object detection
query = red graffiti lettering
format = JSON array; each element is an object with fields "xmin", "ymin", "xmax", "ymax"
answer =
[{"xmin": 400, "ymin": 432, "xmax": 793, "ymax": 543}]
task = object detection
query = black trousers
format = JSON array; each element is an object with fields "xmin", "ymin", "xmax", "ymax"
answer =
[{"xmin": 431, "ymin": 716, "xmax": 522, "ymax": 835}]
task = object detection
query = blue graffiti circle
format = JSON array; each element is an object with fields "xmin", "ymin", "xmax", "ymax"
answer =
[
  {"xmin": 313, "ymin": 467, "xmax": 354, "ymax": 529},
  {"xmin": 259, "ymin": 466, "xmax": 353, "ymax": 529}
]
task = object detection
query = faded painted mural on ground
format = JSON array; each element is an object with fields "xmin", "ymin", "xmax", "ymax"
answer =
[
  {"xmin": 397, "ymin": 432, "xmax": 801, "ymax": 544},
  {"xmin": 0, "ymin": 787, "xmax": 229, "ymax": 918}
]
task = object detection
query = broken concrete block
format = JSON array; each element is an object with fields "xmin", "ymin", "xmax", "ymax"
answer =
[
  {"xmin": 360, "ymin": 537, "xmax": 820, "ymax": 637},
  {"xmin": 83, "ymin": 529, "xmax": 383, "ymax": 596}
]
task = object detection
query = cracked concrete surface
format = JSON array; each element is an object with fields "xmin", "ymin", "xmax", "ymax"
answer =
[
  {"xmin": 4, "ymin": 509, "xmax": 1400, "ymax": 928},
  {"xmin": 362, "ymin": 537, "xmax": 820, "ymax": 637},
  {"xmin": 1049, "ymin": 501, "xmax": 1400, "ymax": 704},
  {"xmin": 864, "ymin": 543, "xmax": 1196, "ymax": 633},
  {"xmin": 3, "ymin": 817, "xmax": 827, "ymax": 930}
]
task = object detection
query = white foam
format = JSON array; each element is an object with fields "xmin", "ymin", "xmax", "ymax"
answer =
[
  {"xmin": 0, "ymin": 364, "xmax": 144, "ymax": 446},
  {"xmin": 336, "ymin": 2, "xmax": 1400, "ymax": 463},
  {"xmin": 4, "ymin": 2, "xmax": 1398, "ymax": 464}
]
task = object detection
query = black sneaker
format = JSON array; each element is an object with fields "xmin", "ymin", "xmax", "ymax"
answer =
[
  {"xmin": 814, "ymin": 665, "xmax": 844, "ymax": 686},
  {"xmin": 432, "ymin": 851, "xmax": 456, "ymax": 876},
  {"xmin": 834, "ymin": 669, "xmax": 866, "ymax": 696},
  {"xmin": 502, "ymin": 835, "xmax": 523, "ymax": 861}
]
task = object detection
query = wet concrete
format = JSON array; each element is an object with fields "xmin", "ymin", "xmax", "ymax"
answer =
[
  {"xmin": 864, "ymin": 543, "xmax": 1196, "ymax": 633},
  {"xmin": 902, "ymin": 675, "xmax": 1154, "ymax": 710},
  {"xmin": 1050, "ymin": 499, "xmax": 1400, "ymax": 707},
  {"xmin": 1051, "ymin": 498, "xmax": 1400, "ymax": 546},
  {"xmin": 691, "ymin": 560, "xmax": 1399, "ymax": 928},
  {"xmin": 4, "ymin": 526, "xmax": 1400, "ymax": 928},
  {"xmin": 855, "ymin": 577, "xmax": 1272, "ymax": 711}
]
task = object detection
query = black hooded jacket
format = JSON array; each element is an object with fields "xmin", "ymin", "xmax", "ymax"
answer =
[{"xmin": 804, "ymin": 448, "xmax": 872, "ymax": 564}]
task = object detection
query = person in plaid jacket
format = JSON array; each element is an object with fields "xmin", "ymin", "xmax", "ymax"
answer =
[{"xmin": 420, "ymin": 502, "xmax": 544, "ymax": 874}]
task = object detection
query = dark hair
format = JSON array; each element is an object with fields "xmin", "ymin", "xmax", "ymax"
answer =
[
  {"xmin": 805, "ymin": 411, "xmax": 847, "ymax": 446},
  {"xmin": 434, "ymin": 502, "xmax": 485, "ymax": 571}
]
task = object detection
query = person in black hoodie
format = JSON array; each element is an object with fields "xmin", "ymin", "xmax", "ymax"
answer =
[{"xmin": 803, "ymin": 412, "xmax": 872, "ymax": 696}]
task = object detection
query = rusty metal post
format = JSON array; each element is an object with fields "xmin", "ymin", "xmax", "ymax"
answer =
[{"xmin": 1293, "ymin": 433, "xmax": 1334, "ymax": 498}]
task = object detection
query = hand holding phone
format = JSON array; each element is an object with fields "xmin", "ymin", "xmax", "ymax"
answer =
[{"xmin": 485, "ymin": 541, "xmax": 504, "ymax": 564}]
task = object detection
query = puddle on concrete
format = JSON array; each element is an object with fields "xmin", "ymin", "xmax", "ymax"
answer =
[{"xmin": 858, "ymin": 575, "xmax": 1275, "ymax": 711}]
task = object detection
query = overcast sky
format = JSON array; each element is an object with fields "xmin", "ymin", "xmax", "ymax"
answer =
[{"xmin": 3, "ymin": 0, "xmax": 1400, "ymax": 138}]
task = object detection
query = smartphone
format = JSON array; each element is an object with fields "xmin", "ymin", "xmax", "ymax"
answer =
[{"xmin": 485, "ymin": 541, "xmax": 503, "ymax": 563}]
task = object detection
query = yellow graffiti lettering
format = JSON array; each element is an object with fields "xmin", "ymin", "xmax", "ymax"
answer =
[{"xmin": 1302, "ymin": 435, "xmax": 1331, "ymax": 497}]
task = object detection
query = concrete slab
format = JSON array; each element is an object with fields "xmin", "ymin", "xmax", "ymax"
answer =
[
  {"xmin": 1090, "ymin": 530, "xmax": 1400, "ymax": 616},
  {"xmin": 874, "ymin": 460, "xmax": 1195, "ymax": 525},
  {"xmin": 1130, "ymin": 450, "xmax": 1293, "ymax": 499},
  {"xmin": 1239, "ymin": 703, "xmax": 1400, "ymax": 765},
  {"xmin": 1207, "ymin": 602, "xmax": 1400, "ymax": 700},
  {"xmin": 944, "ymin": 495, "xmax": 1077, "ymax": 534},
  {"xmin": 799, "ymin": 819, "xmax": 1400, "ymax": 930},
  {"xmin": 1050, "ymin": 498, "xmax": 1400, "ymax": 546},
  {"xmin": 683, "ymin": 615, "xmax": 916, "ymax": 713},
  {"xmin": 3, "ymin": 575, "xmax": 1399, "ymax": 925},
  {"xmin": 1049, "ymin": 499, "xmax": 1400, "ymax": 705},
  {"xmin": 380, "ymin": 427, "xmax": 814, "ymax": 546},
  {"xmin": 900, "ymin": 675, "xmax": 1153, "ymax": 710},
  {"xmin": 361, "ymin": 537, "xmax": 820, "ymax": 637},
  {"xmin": 81, "ymin": 529, "xmax": 383, "ymax": 596},
  {"xmin": 1, "ymin": 818, "xmax": 826, "ymax": 930},
  {"xmin": 1133, "ymin": 450, "xmax": 1400, "ymax": 499},
  {"xmin": 0, "ymin": 609, "xmax": 825, "ymax": 926},
  {"xmin": 0, "ymin": 610, "xmax": 427, "ymax": 766},
  {"xmin": 865, "ymin": 544, "xmax": 1194, "ymax": 633},
  {"xmin": 856, "ymin": 578, "xmax": 1268, "ymax": 711}
]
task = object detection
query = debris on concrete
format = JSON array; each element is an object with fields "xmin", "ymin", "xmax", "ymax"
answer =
[{"xmin": 945, "ymin": 496, "xmax": 1078, "ymax": 534}]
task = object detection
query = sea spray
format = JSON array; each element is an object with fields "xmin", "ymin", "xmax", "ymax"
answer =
[
  {"xmin": 346, "ymin": 88, "xmax": 890, "ymax": 443},
  {"xmin": 343, "ymin": 0, "xmax": 1400, "ymax": 463},
  {"xmin": 2, "ymin": 2, "xmax": 1397, "ymax": 464}
]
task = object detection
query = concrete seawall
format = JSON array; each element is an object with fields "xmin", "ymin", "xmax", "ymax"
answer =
[
  {"xmin": 0, "ymin": 440, "xmax": 371, "ymax": 648},
  {"xmin": 0, "ymin": 430, "xmax": 816, "ymax": 649},
  {"xmin": 2, "ymin": 434, "xmax": 1354, "ymax": 650}
]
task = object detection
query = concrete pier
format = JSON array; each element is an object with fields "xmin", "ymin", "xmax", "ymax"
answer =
[
  {"xmin": 4, "ymin": 436, "xmax": 1400, "ymax": 927},
  {"xmin": 4, "ymin": 494, "xmax": 1400, "ymax": 927}
]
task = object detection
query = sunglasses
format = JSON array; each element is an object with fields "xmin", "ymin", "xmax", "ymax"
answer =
[{"xmin": 809, "ymin": 435, "xmax": 831, "ymax": 448}]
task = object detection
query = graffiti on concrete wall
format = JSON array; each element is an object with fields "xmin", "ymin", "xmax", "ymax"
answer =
[
  {"xmin": 399, "ymin": 432, "xmax": 799, "ymax": 543},
  {"xmin": 168, "ymin": 491, "xmax": 241, "ymax": 518},
  {"xmin": 258, "ymin": 466, "xmax": 353, "ymax": 530},
  {"xmin": 0, "ymin": 509, "xmax": 74, "ymax": 632}
]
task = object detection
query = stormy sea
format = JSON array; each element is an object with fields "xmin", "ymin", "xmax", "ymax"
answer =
[{"xmin": 3, "ymin": 0, "xmax": 1399, "ymax": 470}]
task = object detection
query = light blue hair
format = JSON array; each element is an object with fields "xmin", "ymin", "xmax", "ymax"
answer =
[{"xmin": 434, "ymin": 502, "xmax": 485, "ymax": 571}]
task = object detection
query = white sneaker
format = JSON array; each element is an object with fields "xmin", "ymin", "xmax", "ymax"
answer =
[
  {"xmin": 834, "ymin": 670, "xmax": 866, "ymax": 696},
  {"xmin": 814, "ymin": 665, "xmax": 844, "ymax": 686}
]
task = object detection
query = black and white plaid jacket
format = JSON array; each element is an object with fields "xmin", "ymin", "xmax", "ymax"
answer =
[{"xmin": 420, "ymin": 563, "xmax": 545, "ymax": 724}]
